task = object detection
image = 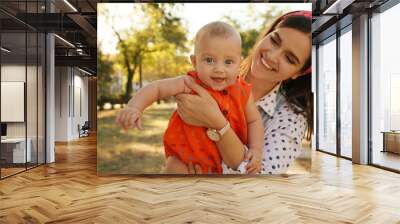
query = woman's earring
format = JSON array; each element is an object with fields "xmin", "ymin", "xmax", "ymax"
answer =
[{"xmin": 291, "ymin": 75, "xmax": 298, "ymax": 80}]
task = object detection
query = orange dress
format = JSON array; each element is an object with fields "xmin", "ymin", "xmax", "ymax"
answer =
[{"xmin": 163, "ymin": 71, "xmax": 251, "ymax": 173}]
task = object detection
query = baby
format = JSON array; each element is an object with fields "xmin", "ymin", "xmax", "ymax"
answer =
[{"xmin": 116, "ymin": 21, "xmax": 263, "ymax": 174}]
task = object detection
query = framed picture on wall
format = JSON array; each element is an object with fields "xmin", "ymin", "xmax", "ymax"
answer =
[{"xmin": 97, "ymin": 3, "xmax": 313, "ymax": 175}]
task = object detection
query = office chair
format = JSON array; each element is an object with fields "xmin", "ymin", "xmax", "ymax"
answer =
[{"xmin": 79, "ymin": 121, "xmax": 90, "ymax": 138}]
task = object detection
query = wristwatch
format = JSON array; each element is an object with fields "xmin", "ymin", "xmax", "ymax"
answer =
[{"xmin": 206, "ymin": 122, "xmax": 230, "ymax": 142}]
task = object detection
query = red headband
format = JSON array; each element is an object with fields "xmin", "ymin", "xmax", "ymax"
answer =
[{"xmin": 282, "ymin": 10, "xmax": 312, "ymax": 20}]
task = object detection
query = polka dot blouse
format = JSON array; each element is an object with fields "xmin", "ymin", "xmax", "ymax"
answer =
[
  {"xmin": 257, "ymin": 84, "xmax": 307, "ymax": 174},
  {"xmin": 223, "ymin": 84, "xmax": 307, "ymax": 174}
]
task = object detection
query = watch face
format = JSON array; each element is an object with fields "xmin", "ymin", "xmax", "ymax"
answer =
[{"xmin": 206, "ymin": 129, "xmax": 220, "ymax": 141}]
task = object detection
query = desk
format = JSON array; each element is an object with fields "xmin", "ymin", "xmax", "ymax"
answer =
[
  {"xmin": 382, "ymin": 131, "xmax": 400, "ymax": 154},
  {"xmin": 1, "ymin": 138, "xmax": 31, "ymax": 163}
]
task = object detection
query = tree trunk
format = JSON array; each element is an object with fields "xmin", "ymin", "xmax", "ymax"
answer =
[
  {"xmin": 124, "ymin": 54, "xmax": 139, "ymax": 101},
  {"xmin": 124, "ymin": 65, "xmax": 134, "ymax": 101},
  {"xmin": 111, "ymin": 26, "xmax": 138, "ymax": 102},
  {"xmin": 139, "ymin": 57, "xmax": 143, "ymax": 88}
]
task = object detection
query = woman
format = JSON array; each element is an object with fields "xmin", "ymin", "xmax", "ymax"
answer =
[{"xmin": 175, "ymin": 10, "xmax": 312, "ymax": 174}]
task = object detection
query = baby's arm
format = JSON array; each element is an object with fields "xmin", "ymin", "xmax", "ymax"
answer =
[
  {"xmin": 116, "ymin": 76, "xmax": 191, "ymax": 130},
  {"xmin": 127, "ymin": 75, "xmax": 191, "ymax": 112},
  {"xmin": 244, "ymin": 93, "xmax": 264, "ymax": 174}
]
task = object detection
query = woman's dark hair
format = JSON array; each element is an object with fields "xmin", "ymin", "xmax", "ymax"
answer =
[
  {"xmin": 240, "ymin": 11, "xmax": 313, "ymax": 140},
  {"xmin": 278, "ymin": 15, "xmax": 312, "ymax": 140}
]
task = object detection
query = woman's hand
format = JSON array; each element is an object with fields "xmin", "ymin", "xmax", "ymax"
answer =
[
  {"xmin": 175, "ymin": 77, "xmax": 226, "ymax": 129},
  {"xmin": 245, "ymin": 148, "xmax": 262, "ymax": 174}
]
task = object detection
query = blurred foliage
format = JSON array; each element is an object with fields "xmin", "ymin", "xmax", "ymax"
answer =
[
  {"xmin": 100, "ymin": 3, "xmax": 189, "ymax": 101},
  {"xmin": 98, "ymin": 49, "xmax": 116, "ymax": 109},
  {"xmin": 142, "ymin": 50, "xmax": 192, "ymax": 81},
  {"xmin": 223, "ymin": 4, "xmax": 290, "ymax": 57},
  {"xmin": 98, "ymin": 4, "xmax": 293, "ymax": 104}
]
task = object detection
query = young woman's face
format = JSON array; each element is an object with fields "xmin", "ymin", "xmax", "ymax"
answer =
[{"xmin": 250, "ymin": 27, "xmax": 311, "ymax": 83}]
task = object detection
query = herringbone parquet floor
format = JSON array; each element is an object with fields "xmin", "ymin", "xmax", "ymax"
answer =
[{"xmin": 1, "ymin": 135, "xmax": 399, "ymax": 223}]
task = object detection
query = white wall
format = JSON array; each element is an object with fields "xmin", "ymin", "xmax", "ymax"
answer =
[
  {"xmin": 54, "ymin": 67, "xmax": 89, "ymax": 141},
  {"xmin": 55, "ymin": 67, "xmax": 69, "ymax": 141}
]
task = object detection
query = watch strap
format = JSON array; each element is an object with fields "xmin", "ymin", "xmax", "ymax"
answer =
[{"xmin": 218, "ymin": 121, "xmax": 230, "ymax": 137}]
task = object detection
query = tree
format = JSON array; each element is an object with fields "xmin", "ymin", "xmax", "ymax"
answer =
[
  {"xmin": 141, "ymin": 43, "xmax": 192, "ymax": 81},
  {"xmin": 97, "ymin": 48, "xmax": 115, "ymax": 110},
  {"xmin": 100, "ymin": 3, "xmax": 188, "ymax": 102}
]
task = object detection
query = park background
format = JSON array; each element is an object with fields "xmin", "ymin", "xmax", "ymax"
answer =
[{"xmin": 97, "ymin": 3, "xmax": 312, "ymax": 174}]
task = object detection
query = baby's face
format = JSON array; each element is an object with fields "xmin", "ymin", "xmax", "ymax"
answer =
[{"xmin": 191, "ymin": 35, "xmax": 241, "ymax": 91}]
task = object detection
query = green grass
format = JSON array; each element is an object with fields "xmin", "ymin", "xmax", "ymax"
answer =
[{"xmin": 97, "ymin": 102, "xmax": 176, "ymax": 174}]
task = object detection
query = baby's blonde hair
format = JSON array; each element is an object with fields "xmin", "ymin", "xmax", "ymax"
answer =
[{"xmin": 194, "ymin": 21, "xmax": 241, "ymax": 54}]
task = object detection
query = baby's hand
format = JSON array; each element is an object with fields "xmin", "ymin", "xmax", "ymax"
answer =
[
  {"xmin": 115, "ymin": 106, "xmax": 143, "ymax": 131},
  {"xmin": 245, "ymin": 148, "xmax": 263, "ymax": 174}
]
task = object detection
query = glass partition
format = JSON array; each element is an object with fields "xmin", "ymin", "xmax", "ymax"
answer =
[
  {"xmin": 38, "ymin": 32, "xmax": 45, "ymax": 165},
  {"xmin": 370, "ymin": 3, "xmax": 400, "ymax": 171},
  {"xmin": 27, "ymin": 30, "xmax": 38, "ymax": 169},
  {"xmin": 317, "ymin": 35, "xmax": 337, "ymax": 155},
  {"xmin": 0, "ymin": 1, "xmax": 46, "ymax": 179},
  {"xmin": 1, "ymin": 30, "xmax": 28, "ymax": 177},
  {"xmin": 339, "ymin": 27, "xmax": 352, "ymax": 158}
]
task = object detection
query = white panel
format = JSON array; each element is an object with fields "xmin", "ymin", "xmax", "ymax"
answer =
[
  {"xmin": 46, "ymin": 32, "xmax": 55, "ymax": 163},
  {"xmin": 74, "ymin": 86, "xmax": 81, "ymax": 137},
  {"xmin": 1, "ymin": 82, "xmax": 25, "ymax": 122},
  {"xmin": 352, "ymin": 14, "xmax": 369, "ymax": 164},
  {"xmin": 1, "ymin": 65, "xmax": 25, "ymax": 82}
]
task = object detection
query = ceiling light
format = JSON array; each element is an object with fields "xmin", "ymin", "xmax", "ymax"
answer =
[
  {"xmin": 323, "ymin": 0, "xmax": 355, "ymax": 15},
  {"xmin": 323, "ymin": 0, "xmax": 341, "ymax": 14},
  {"xmin": 54, "ymin": 34, "xmax": 75, "ymax": 48},
  {"xmin": 1, "ymin": 47, "xmax": 11, "ymax": 53},
  {"xmin": 76, "ymin": 48, "xmax": 85, "ymax": 55},
  {"xmin": 78, "ymin": 67, "xmax": 92, "ymax": 76},
  {"xmin": 63, "ymin": 0, "xmax": 78, "ymax": 12}
]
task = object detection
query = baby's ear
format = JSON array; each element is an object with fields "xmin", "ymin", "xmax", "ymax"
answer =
[{"xmin": 190, "ymin": 55, "xmax": 196, "ymax": 67}]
